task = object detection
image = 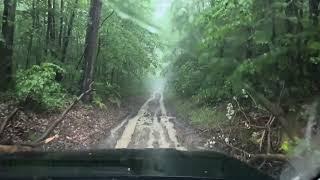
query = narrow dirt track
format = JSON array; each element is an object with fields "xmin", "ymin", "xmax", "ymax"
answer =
[{"xmin": 98, "ymin": 92, "xmax": 187, "ymax": 151}]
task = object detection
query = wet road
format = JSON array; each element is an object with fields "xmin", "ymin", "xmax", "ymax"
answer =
[{"xmin": 98, "ymin": 92, "xmax": 186, "ymax": 151}]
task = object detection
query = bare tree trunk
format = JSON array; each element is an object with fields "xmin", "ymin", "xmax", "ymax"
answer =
[
  {"xmin": 26, "ymin": 0, "xmax": 37, "ymax": 68},
  {"xmin": 309, "ymin": 0, "xmax": 320, "ymax": 26},
  {"xmin": 46, "ymin": 0, "xmax": 51, "ymax": 54},
  {"xmin": 81, "ymin": 0, "xmax": 102, "ymax": 103},
  {"xmin": 52, "ymin": 0, "xmax": 57, "ymax": 40},
  {"xmin": 269, "ymin": 0, "xmax": 276, "ymax": 43},
  {"xmin": 61, "ymin": 0, "xmax": 79, "ymax": 62},
  {"xmin": 58, "ymin": 0, "xmax": 64, "ymax": 47},
  {"xmin": 0, "ymin": 0, "xmax": 17, "ymax": 91},
  {"xmin": 110, "ymin": 68, "xmax": 115, "ymax": 84},
  {"xmin": 46, "ymin": 0, "xmax": 56, "ymax": 55}
]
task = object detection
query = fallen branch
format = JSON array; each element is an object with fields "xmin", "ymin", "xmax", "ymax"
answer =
[
  {"xmin": 1, "ymin": 135, "xmax": 60, "ymax": 153},
  {"xmin": 259, "ymin": 130, "xmax": 266, "ymax": 152},
  {"xmin": 267, "ymin": 116, "xmax": 275, "ymax": 153},
  {"xmin": 0, "ymin": 108, "xmax": 19, "ymax": 135},
  {"xmin": 305, "ymin": 102, "xmax": 318, "ymax": 145},
  {"xmin": 0, "ymin": 145, "xmax": 32, "ymax": 154},
  {"xmin": 244, "ymin": 84, "xmax": 294, "ymax": 141},
  {"xmin": 0, "ymin": 84, "xmax": 94, "ymax": 151},
  {"xmin": 250, "ymin": 153, "xmax": 288, "ymax": 162},
  {"xmin": 32, "ymin": 83, "xmax": 94, "ymax": 144},
  {"xmin": 225, "ymin": 142, "xmax": 288, "ymax": 163},
  {"xmin": 234, "ymin": 97, "xmax": 250, "ymax": 122}
]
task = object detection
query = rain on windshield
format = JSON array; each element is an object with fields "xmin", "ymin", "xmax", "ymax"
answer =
[{"xmin": 0, "ymin": 0, "xmax": 320, "ymax": 179}]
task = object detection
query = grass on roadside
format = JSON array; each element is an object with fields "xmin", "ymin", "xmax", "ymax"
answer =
[{"xmin": 166, "ymin": 93, "xmax": 228, "ymax": 129}]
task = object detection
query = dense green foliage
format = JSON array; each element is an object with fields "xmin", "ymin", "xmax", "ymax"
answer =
[
  {"xmin": 1, "ymin": 0, "xmax": 159, "ymax": 109},
  {"xmin": 163, "ymin": 1, "xmax": 320, "ymax": 162},
  {"xmin": 16, "ymin": 63, "xmax": 67, "ymax": 109},
  {"xmin": 167, "ymin": 0, "xmax": 320, "ymax": 106},
  {"xmin": 94, "ymin": 9, "xmax": 158, "ymax": 98}
]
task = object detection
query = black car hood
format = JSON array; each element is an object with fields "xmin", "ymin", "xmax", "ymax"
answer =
[{"xmin": 0, "ymin": 149, "xmax": 274, "ymax": 180}]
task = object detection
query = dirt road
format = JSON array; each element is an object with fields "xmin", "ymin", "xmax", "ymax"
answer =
[{"xmin": 98, "ymin": 92, "xmax": 188, "ymax": 150}]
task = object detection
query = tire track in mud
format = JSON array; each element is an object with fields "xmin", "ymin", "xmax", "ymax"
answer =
[
  {"xmin": 99, "ymin": 92, "xmax": 187, "ymax": 150},
  {"xmin": 97, "ymin": 116, "xmax": 129, "ymax": 149}
]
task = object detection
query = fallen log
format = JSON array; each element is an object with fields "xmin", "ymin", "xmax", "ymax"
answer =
[{"xmin": 0, "ymin": 145, "xmax": 32, "ymax": 154}]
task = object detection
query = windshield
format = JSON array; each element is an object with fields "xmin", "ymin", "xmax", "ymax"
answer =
[{"xmin": 0, "ymin": 0, "xmax": 320, "ymax": 179}]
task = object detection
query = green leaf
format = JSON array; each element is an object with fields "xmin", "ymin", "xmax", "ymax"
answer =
[
  {"xmin": 253, "ymin": 30, "xmax": 271, "ymax": 44},
  {"xmin": 308, "ymin": 41, "xmax": 320, "ymax": 50}
]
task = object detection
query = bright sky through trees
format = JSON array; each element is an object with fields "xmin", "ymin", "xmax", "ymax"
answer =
[
  {"xmin": 151, "ymin": 0, "xmax": 175, "ymax": 38},
  {"xmin": 153, "ymin": 0, "xmax": 172, "ymax": 21}
]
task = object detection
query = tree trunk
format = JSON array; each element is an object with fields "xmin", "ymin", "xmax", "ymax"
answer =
[
  {"xmin": 285, "ymin": 0, "xmax": 304, "ymax": 80},
  {"xmin": 46, "ymin": 0, "xmax": 51, "ymax": 54},
  {"xmin": 26, "ymin": 0, "xmax": 37, "ymax": 68},
  {"xmin": 81, "ymin": 0, "xmax": 102, "ymax": 102},
  {"xmin": 52, "ymin": 0, "xmax": 57, "ymax": 40},
  {"xmin": 46, "ymin": 0, "xmax": 56, "ymax": 55},
  {"xmin": 61, "ymin": 0, "xmax": 79, "ymax": 62},
  {"xmin": 309, "ymin": 0, "xmax": 320, "ymax": 26},
  {"xmin": 0, "ymin": 0, "xmax": 17, "ymax": 91},
  {"xmin": 58, "ymin": 0, "xmax": 64, "ymax": 47},
  {"xmin": 96, "ymin": 35, "xmax": 102, "ymax": 61},
  {"xmin": 110, "ymin": 68, "xmax": 115, "ymax": 84},
  {"xmin": 34, "ymin": 0, "xmax": 41, "ymax": 64}
]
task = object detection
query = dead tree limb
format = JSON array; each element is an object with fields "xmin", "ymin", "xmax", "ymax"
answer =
[
  {"xmin": 0, "ymin": 84, "xmax": 93, "ymax": 151},
  {"xmin": 0, "ymin": 108, "xmax": 19, "ymax": 135},
  {"xmin": 225, "ymin": 142, "xmax": 288, "ymax": 163},
  {"xmin": 244, "ymin": 84, "xmax": 294, "ymax": 141},
  {"xmin": 267, "ymin": 116, "xmax": 275, "ymax": 153},
  {"xmin": 250, "ymin": 153, "xmax": 288, "ymax": 161},
  {"xmin": 32, "ymin": 82, "xmax": 94, "ymax": 144},
  {"xmin": 20, "ymin": 82, "xmax": 93, "ymax": 147},
  {"xmin": 0, "ymin": 145, "xmax": 32, "ymax": 153},
  {"xmin": 305, "ymin": 102, "xmax": 318, "ymax": 144}
]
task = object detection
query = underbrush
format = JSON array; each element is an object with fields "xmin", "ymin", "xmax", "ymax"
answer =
[
  {"xmin": 16, "ymin": 63, "xmax": 70, "ymax": 111},
  {"xmin": 165, "ymin": 90, "xmax": 301, "ymax": 177},
  {"xmin": 167, "ymin": 95, "xmax": 228, "ymax": 129}
]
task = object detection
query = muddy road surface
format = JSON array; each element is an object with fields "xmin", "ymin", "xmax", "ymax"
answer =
[{"xmin": 98, "ymin": 92, "xmax": 199, "ymax": 151}]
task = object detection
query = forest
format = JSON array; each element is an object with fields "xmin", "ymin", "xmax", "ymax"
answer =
[{"xmin": 1, "ymin": 0, "xmax": 320, "ymax": 179}]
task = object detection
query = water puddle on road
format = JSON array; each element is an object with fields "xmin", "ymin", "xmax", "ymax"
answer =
[{"xmin": 99, "ymin": 92, "xmax": 186, "ymax": 151}]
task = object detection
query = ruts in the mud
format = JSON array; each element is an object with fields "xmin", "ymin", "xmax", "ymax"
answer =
[{"xmin": 99, "ymin": 92, "xmax": 186, "ymax": 151}]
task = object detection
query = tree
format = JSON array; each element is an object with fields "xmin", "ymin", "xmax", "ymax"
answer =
[
  {"xmin": 46, "ymin": 0, "xmax": 56, "ymax": 56},
  {"xmin": 58, "ymin": 0, "xmax": 64, "ymax": 47},
  {"xmin": 0, "ymin": 0, "xmax": 158, "ymax": 99},
  {"xmin": 81, "ymin": 0, "xmax": 102, "ymax": 102},
  {"xmin": 0, "ymin": 0, "xmax": 17, "ymax": 91},
  {"xmin": 166, "ymin": 0, "xmax": 320, "ymax": 143},
  {"xmin": 309, "ymin": 0, "xmax": 320, "ymax": 26},
  {"xmin": 26, "ymin": 0, "xmax": 38, "ymax": 68},
  {"xmin": 61, "ymin": 0, "xmax": 79, "ymax": 62}
]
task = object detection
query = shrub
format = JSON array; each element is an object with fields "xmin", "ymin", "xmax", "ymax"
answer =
[
  {"xmin": 189, "ymin": 107, "xmax": 227, "ymax": 128},
  {"xmin": 92, "ymin": 94, "xmax": 107, "ymax": 110},
  {"xmin": 95, "ymin": 81, "xmax": 120, "ymax": 99},
  {"xmin": 16, "ymin": 63, "xmax": 67, "ymax": 110},
  {"xmin": 167, "ymin": 93, "xmax": 228, "ymax": 128},
  {"xmin": 95, "ymin": 81, "xmax": 121, "ymax": 107}
]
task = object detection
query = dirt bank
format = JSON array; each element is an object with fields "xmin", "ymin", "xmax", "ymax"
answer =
[{"xmin": 0, "ymin": 96, "xmax": 147, "ymax": 151}]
